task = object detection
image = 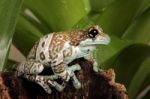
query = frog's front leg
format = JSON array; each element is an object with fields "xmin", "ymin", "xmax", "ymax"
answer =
[
  {"xmin": 66, "ymin": 64, "xmax": 81, "ymax": 89},
  {"xmin": 52, "ymin": 60, "xmax": 81, "ymax": 89},
  {"xmin": 84, "ymin": 54, "xmax": 100, "ymax": 72}
]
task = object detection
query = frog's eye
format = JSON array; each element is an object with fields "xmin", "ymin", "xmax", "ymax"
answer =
[{"xmin": 88, "ymin": 28, "xmax": 99, "ymax": 38}]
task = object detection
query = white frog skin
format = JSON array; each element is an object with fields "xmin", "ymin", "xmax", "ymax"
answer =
[{"xmin": 15, "ymin": 25, "xmax": 110, "ymax": 94}]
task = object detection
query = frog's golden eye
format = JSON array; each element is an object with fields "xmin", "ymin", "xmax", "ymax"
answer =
[{"xmin": 88, "ymin": 28, "xmax": 99, "ymax": 38}]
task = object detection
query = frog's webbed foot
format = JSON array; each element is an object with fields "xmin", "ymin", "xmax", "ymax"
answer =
[
  {"xmin": 52, "ymin": 61, "xmax": 81, "ymax": 90},
  {"xmin": 67, "ymin": 70, "xmax": 81, "ymax": 89},
  {"xmin": 71, "ymin": 74, "xmax": 81, "ymax": 89},
  {"xmin": 91, "ymin": 59, "xmax": 104, "ymax": 73},
  {"xmin": 58, "ymin": 69, "xmax": 81, "ymax": 90},
  {"xmin": 66, "ymin": 64, "xmax": 81, "ymax": 89},
  {"xmin": 93, "ymin": 65, "xmax": 99, "ymax": 72},
  {"xmin": 93, "ymin": 64, "xmax": 104, "ymax": 72}
]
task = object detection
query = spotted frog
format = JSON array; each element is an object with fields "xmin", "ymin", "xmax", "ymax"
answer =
[{"xmin": 15, "ymin": 25, "xmax": 110, "ymax": 94}]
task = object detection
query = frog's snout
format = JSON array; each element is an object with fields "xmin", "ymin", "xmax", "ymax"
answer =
[
  {"xmin": 97, "ymin": 33, "xmax": 111, "ymax": 45},
  {"xmin": 104, "ymin": 34, "xmax": 111, "ymax": 45}
]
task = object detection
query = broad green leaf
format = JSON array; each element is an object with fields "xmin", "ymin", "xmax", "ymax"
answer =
[
  {"xmin": 113, "ymin": 44, "xmax": 150, "ymax": 89},
  {"xmin": 128, "ymin": 56, "xmax": 150, "ymax": 99},
  {"xmin": 73, "ymin": 16, "xmax": 94, "ymax": 29},
  {"xmin": 90, "ymin": 0, "xmax": 115, "ymax": 12},
  {"xmin": 82, "ymin": 0, "xmax": 91, "ymax": 14},
  {"xmin": 122, "ymin": 8, "xmax": 150, "ymax": 44},
  {"xmin": 133, "ymin": 1, "xmax": 150, "ymax": 18},
  {"xmin": 88, "ymin": 0, "xmax": 115, "ymax": 22},
  {"xmin": 139, "ymin": 76, "xmax": 150, "ymax": 99},
  {"xmin": 95, "ymin": 34, "xmax": 129, "ymax": 68},
  {"xmin": 23, "ymin": 0, "xmax": 86, "ymax": 31},
  {"xmin": 14, "ymin": 15, "xmax": 43, "ymax": 56},
  {"xmin": 95, "ymin": 0, "xmax": 150, "ymax": 37},
  {"xmin": 22, "ymin": 13, "xmax": 51, "ymax": 34},
  {"xmin": 0, "ymin": 0, "xmax": 22, "ymax": 70}
]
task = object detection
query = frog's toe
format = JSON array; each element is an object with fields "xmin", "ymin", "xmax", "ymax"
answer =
[
  {"xmin": 48, "ymin": 81, "xmax": 65, "ymax": 92},
  {"xmin": 93, "ymin": 66, "xmax": 99, "ymax": 72},
  {"xmin": 45, "ymin": 88, "xmax": 52, "ymax": 94},
  {"xmin": 55, "ymin": 84, "xmax": 65, "ymax": 92},
  {"xmin": 76, "ymin": 64, "xmax": 81, "ymax": 71},
  {"xmin": 40, "ymin": 82, "xmax": 52, "ymax": 94},
  {"xmin": 73, "ymin": 80, "xmax": 81, "ymax": 89},
  {"xmin": 99, "ymin": 68, "xmax": 104, "ymax": 72}
]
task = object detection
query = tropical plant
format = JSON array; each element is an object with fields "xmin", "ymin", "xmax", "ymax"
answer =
[{"xmin": 0, "ymin": 0, "xmax": 150, "ymax": 99}]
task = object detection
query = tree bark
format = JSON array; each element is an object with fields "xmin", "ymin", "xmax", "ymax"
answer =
[{"xmin": 0, "ymin": 58, "xmax": 128, "ymax": 99}]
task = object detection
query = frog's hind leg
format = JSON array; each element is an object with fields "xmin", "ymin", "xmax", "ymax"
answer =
[
  {"xmin": 24, "ymin": 75, "xmax": 52, "ymax": 94},
  {"xmin": 17, "ymin": 61, "xmax": 64, "ymax": 94},
  {"xmin": 24, "ymin": 75, "xmax": 65, "ymax": 93}
]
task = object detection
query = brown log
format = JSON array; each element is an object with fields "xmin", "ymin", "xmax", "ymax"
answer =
[{"xmin": 0, "ymin": 58, "xmax": 128, "ymax": 99}]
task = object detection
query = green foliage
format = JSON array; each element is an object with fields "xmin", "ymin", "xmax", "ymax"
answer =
[
  {"xmin": 14, "ymin": 15, "xmax": 43, "ymax": 55},
  {"xmin": 113, "ymin": 44, "xmax": 150, "ymax": 99},
  {"xmin": 0, "ymin": 0, "xmax": 22, "ymax": 70},
  {"xmin": 123, "ymin": 8, "xmax": 150, "ymax": 44},
  {"xmin": 23, "ymin": 0, "xmax": 87, "ymax": 31},
  {"xmin": 0, "ymin": 0, "xmax": 150, "ymax": 98}
]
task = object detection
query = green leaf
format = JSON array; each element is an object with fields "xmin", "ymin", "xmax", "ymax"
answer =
[
  {"xmin": 0, "ymin": 0, "xmax": 22, "ymax": 70},
  {"xmin": 95, "ymin": 0, "xmax": 150, "ymax": 37},
  {"xmin": 95, "ymin": 34, "xmax": 129, "ymax": 68},
  {"xmin": 139, "ymin": 74, "xmax": 150, "ymax": 99},
  {"xmin": 113, "ymin": 44, "xmax": 150, "ymax": 99},
  {"xmin": 23, "ymin": 0, "xmax": 87, "ymax": 31},
  {"xmin": 114, "ymin": 44, "xmax": 150, "ymax": 85},
  {"xmin": 90, "ymin": 0, "xmax": 115, "ymax": 12},
  {"xmin": 122, "ymin": 8, "xmax": 150, "ymax": 44},
  {"xmin": 82, "ymin": 0, "xmax": 91, "ymax": 14},
  {"xmin": 14, "ymin": 15, "xmax": 43, "ymax": 56},
  {"xmin": 139, "ymin": 77, "xmax": 150, "ymax": 99},
  {"xmin": 128, "ymin": 56, "xmax": 150, "ymax": 99},
  {"xmin": 21, "ymin": 13, "xmax": 51, "ymax": 34},
  {"xmin": 73, "ymin": 16, "xmax": 94, "ymax": 29}
]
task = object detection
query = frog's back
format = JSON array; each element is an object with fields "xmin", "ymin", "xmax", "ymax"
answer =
[
  {"xmin": 27, "ymin": 33, "xmax": 54, "ymax": 65},
  {"xmin": 27, "ymin": 32, "xmax": 71, "ymax": 65}
]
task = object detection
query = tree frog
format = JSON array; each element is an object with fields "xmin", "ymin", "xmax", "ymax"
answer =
[{"xmin": 15, "ymin": 25, "xmax": 110, "ymax": 94}]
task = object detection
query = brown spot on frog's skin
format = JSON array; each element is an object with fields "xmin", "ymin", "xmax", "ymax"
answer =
[
  {"xmin": 69, "ymin": 30, "xmax": 88, "ymax": 46},
  {"xmin": 49, "ymin": 50, "xmax": 53, "ymax": 59},
  {"xmin": 42, "ymin": 42, "xmax": 45, "ymax": 47},
  {"xmin": 40, "ymin": 52, "xmax": 45, "ymax": 60},
  {"xmin": 27, "ymin": 41, "xmax": 39, "ymax": 59},
  {"xmin": 63, "ymin": 48, "xmax": 72, "ymax": 58},
  {"xmin": 53, "ymin": 62, "xmax": 65, "ymax": 73},
  {"xmin": 52, "ymin": 61, "xmax": 57, "ymax": 64}
]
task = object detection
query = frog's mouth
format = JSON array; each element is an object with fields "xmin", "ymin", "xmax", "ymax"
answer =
[
  {"xmin": 95, "ymin": 34, "xmax": 111, "ymax": 45},
  {"xmin": 79, "ymin": 34, "xmax": 110, "ymax": 46}
]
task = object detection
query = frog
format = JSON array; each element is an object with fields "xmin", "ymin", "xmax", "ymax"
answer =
[{"xmin": 15, "ymin": 25, "xmax": 110, "ymax": 94}]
